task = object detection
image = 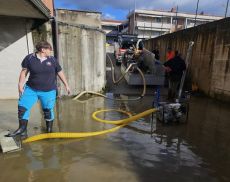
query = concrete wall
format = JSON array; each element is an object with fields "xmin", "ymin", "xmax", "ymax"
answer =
[
  {"xmin": 57, "ymin": 9, "xmax": 102, "ymax": 29},
  {"xmin": 145, "ymin": 17, "xmax": 230, "ymax": 102},
  {"xmin": 56, "ymin": 10, "xmax": 106, "ymax": 96}
]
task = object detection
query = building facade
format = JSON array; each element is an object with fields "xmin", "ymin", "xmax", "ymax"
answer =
[
  {"xmin": 101, "ymin": 19, "xmax": 123, "ymax": 43},
  {"xmin": 128, "ymin": 9, "xmax": 223, "ymax": 39},
  {"xmin": 101, "ymin": 19, "xmax": 122, "ymax": 34}
]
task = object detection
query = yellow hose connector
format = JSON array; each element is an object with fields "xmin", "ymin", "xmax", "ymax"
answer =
[{"xmin": 23, "ymin": 108, "xmax": 157, "ymax": 144}]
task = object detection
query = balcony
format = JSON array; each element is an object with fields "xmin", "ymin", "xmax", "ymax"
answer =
[{"xmin": 136, "ymin": 21, "xmax": 171, "ymax": 29}]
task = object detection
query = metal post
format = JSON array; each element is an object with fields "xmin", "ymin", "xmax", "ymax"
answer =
[
  {"xmin": 185, "ymin": 18, "xmax": 188, "ymax": 29},
  {"xmin": 153, "ymin": 86, "xmax": 160, "ymax": 108},
  {"xmin": 194, "ymin": 0, "xmax": 200, "ymax": 27},
  {"xmin": 177, "ymin": 41, "xmax": 194, "ymax": 102},
  {"xmin": 133, "ymin": 0, "xmax": 136, "ymax": 34},
  {"xmin": 151, "ymin": 112, "xmax": 154, "ymax": 136},
  {"xmin": 151, "ymin": 20, "xmax": 153, "ymax": 38},
  {"xmin": 175, "ymin": 5, "xmax": 178, "ymax": 31},
  {"xmin": 160, "ymin": 14, "xmax": 164, "ymax": 35},
  {"xmin": 24, "ymin": 19, "xmax": 29, "ymax": 55},
  {"xmin": 225, "ymin": 0, "xmax": 229, "ymax": 17},
  {"xmin": 143, "ymin": 22, "xmax": 145, "ymax": 39},
  {"xmin": 170, "ymin": 16, "xmax": 173, "ymax": 33}
]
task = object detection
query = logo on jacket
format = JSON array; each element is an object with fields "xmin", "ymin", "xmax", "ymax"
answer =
[{"xmin": 46, "ymin": 61, "xmax": 52, "ymax": 66}]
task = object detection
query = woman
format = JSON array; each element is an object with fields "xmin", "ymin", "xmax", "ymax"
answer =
[{"xmin": 7, "ymin": 41, "xmax": 70, "ymax": 137}]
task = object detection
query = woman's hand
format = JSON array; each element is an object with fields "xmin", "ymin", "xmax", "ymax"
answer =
[
  {"xmin": 18, "ymin": 83, "xmax": 24, "ymax": 97},
  {"xmin": 57, "ymin": 71, "xmax": 71, "ymax": 95},
  {"xmin": 18, "ymin": 69, "xmax": 28, "ymax": 97},
  {"xmin": 65, "ymin": 85, "xmax": 71, "ymax": 95}
]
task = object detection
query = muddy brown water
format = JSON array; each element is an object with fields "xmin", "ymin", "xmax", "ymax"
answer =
[{"xmin": 0, "ymin": 95, "xmax": 229, "ymax": 182}]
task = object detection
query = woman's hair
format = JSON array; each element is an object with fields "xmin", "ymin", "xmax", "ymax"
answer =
[{"xmin": 35, "ymin": 41, "xmax": 52, "ymax": 52}]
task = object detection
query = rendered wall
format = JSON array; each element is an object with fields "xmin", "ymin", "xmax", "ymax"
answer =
[
  {"xmin": 145, "ymin": 18, "xmax": 230, "ymax": 102},
  {"xmin": 56, "ymin": 10, "xmax": 106, "ymax": 96}
]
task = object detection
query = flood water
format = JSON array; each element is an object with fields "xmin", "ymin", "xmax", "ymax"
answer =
[{"xmin": 0, "ymin": 95, "xmax": 229, "ymax": 182}]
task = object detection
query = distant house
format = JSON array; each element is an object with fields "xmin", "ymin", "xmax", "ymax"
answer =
[
  {"xmin": 101, "ymin": 19, "xmax": 123, "ymax": 43},
  {"xmin": 127, "ymin": 9, "xmax": 223, "ymax": 39}
]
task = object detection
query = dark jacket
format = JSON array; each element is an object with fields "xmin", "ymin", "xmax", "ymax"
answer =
[
  {"xmin": 164, "ymin": 56, "xmax": 186, "ymax": 81},
  {"xmin": 152, "ymin": 49, "xmax": 160, "ymax": 60}
]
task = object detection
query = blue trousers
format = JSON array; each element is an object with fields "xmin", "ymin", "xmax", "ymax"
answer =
[{"xmin": 18, "ymin": 85, "xmax": 56, "ymax": 121}]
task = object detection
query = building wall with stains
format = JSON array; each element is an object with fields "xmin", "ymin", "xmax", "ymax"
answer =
[
  {"xmin": 56, "ymin": 9, "xmax": 106, "ymax": 96},
  {"xmin": 145, "ymin": 17, "xmax": 230, "ymax": 102}
]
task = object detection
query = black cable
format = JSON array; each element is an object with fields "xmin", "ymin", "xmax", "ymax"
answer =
[{"xmin": 25, "ymin": 19, "xmax": 29, "ymax": 55}]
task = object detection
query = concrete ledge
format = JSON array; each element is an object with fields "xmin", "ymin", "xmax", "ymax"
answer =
[{"xmin": 0, "ymin": 131, "xmax": 21, "ymax": 153}]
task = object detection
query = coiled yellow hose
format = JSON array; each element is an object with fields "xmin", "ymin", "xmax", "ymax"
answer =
[{"xmin": 22, "ymin": 108, "xmax": 157, "ymax": 143}]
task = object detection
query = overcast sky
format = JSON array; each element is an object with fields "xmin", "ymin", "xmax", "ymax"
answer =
[{"xmin": 54, "ymin": 0, "xmax": 229, "ymax": 20}]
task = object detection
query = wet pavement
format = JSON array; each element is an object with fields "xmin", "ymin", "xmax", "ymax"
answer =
[{"xmin": 0, "ymin": 95, "xmax": 230, "ymax": 182}]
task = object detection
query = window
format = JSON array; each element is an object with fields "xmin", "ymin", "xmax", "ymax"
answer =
[
  {"xmin": 156, "ymin": 17, "xmax": 161, "ymax": 23},
  {"xmin": 167, "ymin": 18, "xmax": 171, "ymax": 24}
]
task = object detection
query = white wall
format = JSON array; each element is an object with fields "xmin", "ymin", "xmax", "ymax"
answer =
[{"xmin": 0, "ymin": 17, "xmax": 34, "ymax": 99}]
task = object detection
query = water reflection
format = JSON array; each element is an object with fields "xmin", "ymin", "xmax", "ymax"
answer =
[{"xmin": 0, "ymin": 96, "xmax": 229, "ymax": 181}]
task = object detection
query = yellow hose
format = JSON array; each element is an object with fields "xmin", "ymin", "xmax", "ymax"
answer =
[
  {"xmin": 92, "ymin": 109, "xmax": 155, "ymax": 125},
  {"xmin": 22, "ymin": 125, "xmax": 124, "ymax": 143},
  {"xmin": 22, "ymin": 108, "xmax": 157, "ymax": 143}
]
